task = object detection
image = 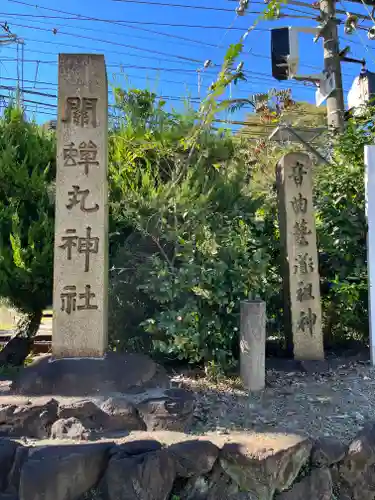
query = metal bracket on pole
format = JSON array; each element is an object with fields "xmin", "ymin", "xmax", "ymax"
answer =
[{"xmin": 313, "ymin": 17, "xmax": 340, "ymax": 42}]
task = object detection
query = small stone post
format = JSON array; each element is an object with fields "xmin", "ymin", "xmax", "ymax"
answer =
[
  {"xmin": 52, "ymin": 54, "xmax": 108, "ymax": 358},
  {"xmin": 240, "ymin": 299, "xmax": 266, "ymax": 392},
  {"xmin": 276, "ymin": 152, "xmax": 324, "ymax": 360}
]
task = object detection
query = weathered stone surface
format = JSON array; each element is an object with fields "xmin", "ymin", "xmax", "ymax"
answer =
[
  {"xmin": 206, "ymin": 464, "xmax": 241, "ymax": 500},
  {"xmin": 276, "ymin": 152, "xmax": 324, "ymax": 360},
  {"xmin": 58, "ymin": 400, "xmax": 108, "ymax": 429},
  {"xmin": 12, "ymin": 353, "xmax": 168, "ymax": 396},
  {"xmin": 219, "ymin": 432, "xmax": 311, "ymax": 500},
  {"xmin": 101, "ymin": 397, "xmax": 145, "ymax": 431},
  {"xmin": 6, "ymin": 445, "xmax": 28, "ymax": 496},
  {"xmin": 19, "ymin": 443, "xmax": 112, "ymax": 500},
  {"xmin": 168, "ymin": 439, "xmax": 219, "ymax": 478},
  {"xmin": 337, "ymin": 423, "xmax": 375, "ymax": 500},
  {"xmin": 240, "ymin": 300, "xmax": 266, "ymax": 392},
  {"xmin": 53, "ymin": 53, "xmax": 109, "ymax": 358},
  {"xmin": 179, "ymin": 463, "xmax": 241, "ymax": 500},
  {"xmin": 0, "ymin": 439, "xmax": 19, "ymax": 491},
  {"xmin": 137, "ymin": 388, "xmax": 195, "ymax": 432},
  {"xmin": 102, "ymin": 448, "xmax": 175, "ymax": 500},
  {"xmin": 0, "ymin": 399, "xmax": 58, "ymax": 438},
  {"xmin": 277, "ymin": 468, "xmax": 332, "ymax": 500},
  {"xmin": 50, "ymin": 418, "xmax": 92, "ymax": 441},
  {"xmin": 311, "ymin": 436, "xmax": 347, "ymax": 467}
]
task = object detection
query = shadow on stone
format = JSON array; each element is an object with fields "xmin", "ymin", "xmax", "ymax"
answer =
[{"xmin": 11, "ymin": 353, "xmax": 168, "ymax": 396}]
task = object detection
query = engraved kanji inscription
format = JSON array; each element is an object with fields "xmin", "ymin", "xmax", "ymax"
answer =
[
  {"xmin": 290, "ymin": 193, "xmax": 308, "ymax": 215},
  {"xmin": 297, "ymin": 308, "xmax": 317, "ymax": 336},
  {"xmin": 63, "ymin": 142, "xmax": 78, "ymax": 167},
  {"xmin": 294, "ymin": 219, "xmax": 312, "ymax": 246},
  {"xmin": 294, "ymin": 253, "xmax": 314, "ymax": 274},
  {"xmin": 296, "ymin": 282, "xmax": 315, "ymax": 302},
  {"xmin": 289, "ymin": 161, "xmax": 307, "ymax": 187},
  {"xmin": 78, "ymin": 141, "xmax": 99, "ymax": 175},
  {"xmin": 63, "ymin": 97, "xmax": 97, "ymax": 127},
  {"xmin": 63, "ymin": 141, "xmax": 99, "ymax": 175},
  {"xmin": 66, "ymin": 185, "xmax": 99, "ymax": 213},
  {"xmin": 59, "ymin": 226, "xmax": 99, "ymax": 272},
  {"xmin": 78, "ymin": 285, "xmax": 98, "ymax": 311},
  {"xmin": 60, "ymin": 285, "xmax": 77, "ymax": 314},
  {"xmin": 60, "ymin": 284, "xmax": 98, "ymax": 314}
]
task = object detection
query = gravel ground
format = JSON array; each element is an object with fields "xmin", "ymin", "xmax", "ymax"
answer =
[
  {"xmin": 172, "ymin": 357, "xmax": 375, "ymax": 442},
  {"xmin": 2, "ymin": 353, "xmax": 375, "ymax": 443}
]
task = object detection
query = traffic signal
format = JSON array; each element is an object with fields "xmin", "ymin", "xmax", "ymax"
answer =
[{"xmin": 271, "ymin": 27, "xmax": 291, "ymax": 81}]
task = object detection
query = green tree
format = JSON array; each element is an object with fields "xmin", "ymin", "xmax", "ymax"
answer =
[
  {"xmin": 0, "ymin": 106, "xmax": 55, "ymax": 341},
  {"xmin": 108, "ymin": 87, "xmax": 271, "ymax": 371}
]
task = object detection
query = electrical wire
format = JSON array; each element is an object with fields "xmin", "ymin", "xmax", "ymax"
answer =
[
  {"xmin": 108, "ymin": 0, "xmax": 235, "ymax": 11},
  {"xmin": 3, "ymin": 0, "xmax": 357, "ymax": 77},
  {"xmin": 0, "ymin": 12, "xmax": 270, "ymax": 30},
  {"xmin": 0, "ymin": 11, "xmax": 268, "ymax": 32},
  {"xmin": 339, "ymin": 0, "xmax": 375, "ymax": 66},
  {"xmin": 2, "ymin": 12, "xmax": 234, "ymax": 51},
  {"xmin": 6, "ymin": 21, "xmax": 211, "ymax": 66},
  {"xmin": 0, "ymin": 50, "xmax": 320, "ymax": 95}
]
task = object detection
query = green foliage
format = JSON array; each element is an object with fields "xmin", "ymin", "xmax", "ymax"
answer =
[
  {"xmin": 0, "ymin": 84, "xmax": 371, "ymax": 365},
  {"xmin": 109, "ymin": 88, "xmax": 270, "ymax": 369},
  {"xmin": 0, "ymin": 106, "xmax": 55, "ymax": 316},
  {"xmin": 314, "ymin": 112, "xmax": 370, "ymax": 344}
]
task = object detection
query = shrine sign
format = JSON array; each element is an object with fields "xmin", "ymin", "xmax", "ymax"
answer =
[
  {"xmin": 52, "ymin": 54, "xmax": 108, "ymax": 358},
  {"xmin": 277, "ymin": 152, "xmax": 324, "ymax": 360}
]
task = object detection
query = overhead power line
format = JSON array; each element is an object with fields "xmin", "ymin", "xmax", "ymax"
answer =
[
  {"xmin": 1, "ymin": 13, "xmax": 229, "ymax": 50},
  {"xmin": 0, "ymin": 12, "xmax": 270, "ymax": 30},
  {"xmin": 109, "ymin": 0, "xmax": 235, "ymax": 11},
  {"xmin": 7, "ymin": 21, "xmax": 212, "ymax": 66}
]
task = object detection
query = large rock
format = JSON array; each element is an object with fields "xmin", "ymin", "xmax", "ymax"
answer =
[
  {"xmin": 102, "ymin": 448, "xmax": 176, "ymax": 500},
  {"xmin": 277, "ymin": 468, "xmax": 332, "ymax": 500},
  {"xmin": 50, "ymin": 418, "xmax": 92, "ymax": 441},
  {"xmin": 58, "ymin": 400, "xmax": 108, "ymax": 429},
  {"xmin": 19, "ymin": 443, "xmax": 113, "ymax": 500},
  {"xmin": 168, "ymin": 440, "xmax": 219, "ymax": 478},
  {"xmin": 178, "ymin": 464, "xmax": 240, "ymax": 500},
  {"xmin": 311, "ymin": 436, "xmax": 347, "ymax": 467},
  {"xmin": 100, "ymin": 397, "xmax": 146, "ymax": 432},
  {"xmin": 5, "ymin": 445, "xmax": 29, "ymax": 496},
  {"xmin": 219, "ymin": 432, "xmax": 312, "ymax": 500},
  {"xmin": 337, "ymin": 423, "xmax": 375, "ymax": 500},
  {"xmin": 137, "ymin": 388, "xmax": 195, "ymax": 432},
  {"xmin": 12, "ymin": 353, "xmax": 168, "ymax": 396},
  {"xmin": 0, "ymin": 439, "xmax": 19, "ymax": 491},
  {"xmin": 0, "ymin": 399, "xmax": 58, "ymax": 438}
]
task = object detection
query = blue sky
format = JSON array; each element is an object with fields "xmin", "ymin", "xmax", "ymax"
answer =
[{"xmin": 0, "ymin": 0, "xmax": 373, "ymax": 125}]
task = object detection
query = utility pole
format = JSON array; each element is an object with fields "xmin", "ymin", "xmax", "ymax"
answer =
[{"xmin": 319, "ymin": 0, "xmax": 345, "ymax": 131}]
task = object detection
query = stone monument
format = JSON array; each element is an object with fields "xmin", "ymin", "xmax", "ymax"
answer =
[
  {"xmin": 276, "ymin": 152, "xmax": 324, "ymax": 360},
  {"xmin": 52, "ymin": 54, "xmax": 108, "ymax": 358}
]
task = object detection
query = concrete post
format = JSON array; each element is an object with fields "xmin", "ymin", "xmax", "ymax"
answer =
[{"xmin": 240, "ymin": 299, "xmax": 266, "ymax": 392}]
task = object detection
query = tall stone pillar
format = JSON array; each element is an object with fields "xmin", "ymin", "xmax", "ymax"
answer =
[
  {"xmin": 52, "ymin": 54, "xmax": 108, "ymax": 358},
  {"xmin": 276, "ymin": 152, "xmax": 324, "ymax": 360}
]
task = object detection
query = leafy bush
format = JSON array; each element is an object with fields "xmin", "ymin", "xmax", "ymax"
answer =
[
  {"xmin": 314, "ymin": 114, "xmax": 370, "ymax": 346},
  {"xmin": 108, "ymin": 89, "xmax": 270, "ymax": 370},
  {"xmin": 0, "ymin": 106, "xmax": 55, "ymax": 335}
]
